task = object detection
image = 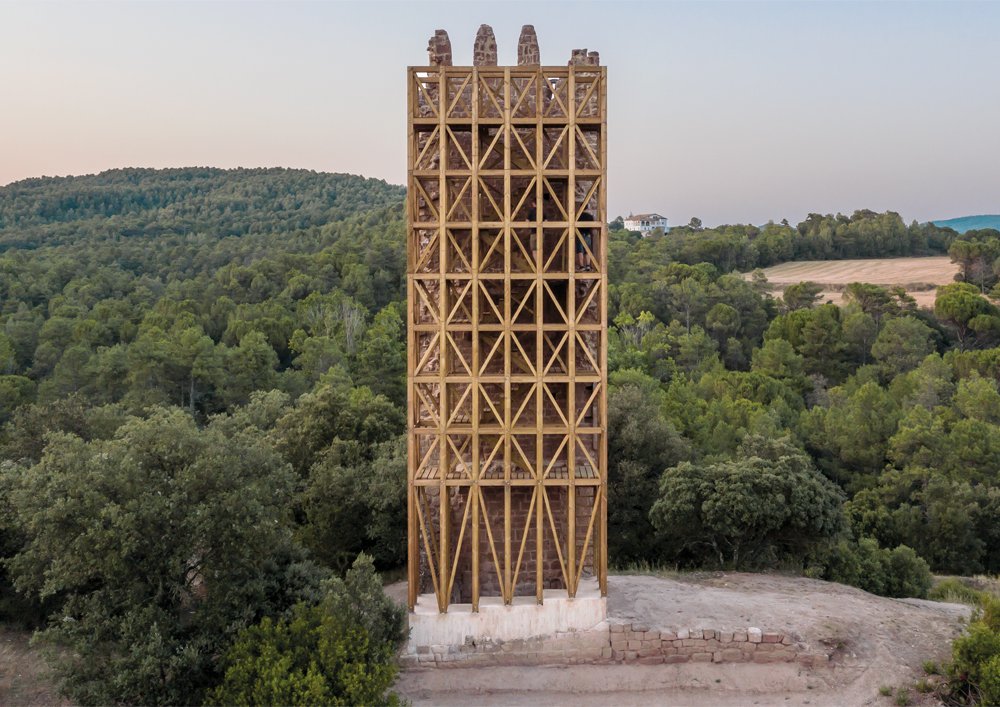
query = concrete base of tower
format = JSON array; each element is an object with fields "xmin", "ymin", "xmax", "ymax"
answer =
[{"xmin": 406, "ymin": 578, "xmax": 607, "ymax": 653}]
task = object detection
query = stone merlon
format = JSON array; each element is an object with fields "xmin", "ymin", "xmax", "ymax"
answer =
[
  {"xmin": 427, "ymin": 29, "xmax": 453, "ymax": 66},
  {"xmin": 517, "ymin": 25, "xmax": 540, "ymax": 65},
  {"xmin": 423, "ymin": 25, "xmax": 599, "ymax": 66},
  {"xmin": 473, "ymin": 24, "xmax": 498, "ymax": 66}
]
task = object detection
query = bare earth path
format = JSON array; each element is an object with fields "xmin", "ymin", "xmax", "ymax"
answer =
[{"xmin": 395, "ymin": 572, "xmax": 970, "ymax": 706}]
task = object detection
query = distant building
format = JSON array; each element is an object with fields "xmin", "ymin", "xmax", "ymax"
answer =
[{"xmin": 624, "ymin": 213, "xmax": 668, "ymax": 234}]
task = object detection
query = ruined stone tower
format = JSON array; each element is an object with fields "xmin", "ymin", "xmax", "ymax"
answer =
[{"xmin": 406, "ymin": 26, "xmax": 607, "ymax": 619}]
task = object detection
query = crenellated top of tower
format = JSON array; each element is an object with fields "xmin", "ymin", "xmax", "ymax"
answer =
[{"xmin": 424, "ymin": 25, "xmax": 599, "ymax": 66}]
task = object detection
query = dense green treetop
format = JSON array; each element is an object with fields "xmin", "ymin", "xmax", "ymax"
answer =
[
  {"xmin": 0, "ymin": 168, "xmax": 404, "ymax": 246},
  {"xmin": 611, "ymin": 208, "xmax": 956, "ymax": 274}
]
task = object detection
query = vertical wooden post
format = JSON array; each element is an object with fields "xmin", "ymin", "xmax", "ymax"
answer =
[
  {"xmin": 534, "ymin": 69, "xmax": 545, "ymax": 603},
  {"xmin": 470, "ymin": 67, "xmax": 482, "ymax": 613},
  {"xmin": 406, "ymin": 71, "xmax": 419, "ymax": 610},
  {"xmin": 436, "ymin": 67, "xmax": 450, "ymax": 614},
  {"xmin": 598, "ymin": 66, "xmax": 609, "ymax": 596},
  {"xmin": 565, "ymin": 66, "xmax": 578, "ymax": 597}
]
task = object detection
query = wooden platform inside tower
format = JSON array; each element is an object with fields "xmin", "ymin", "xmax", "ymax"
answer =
[{"xmin": 405, "ymin": 57, "xmax": 610, "ymax": 619}]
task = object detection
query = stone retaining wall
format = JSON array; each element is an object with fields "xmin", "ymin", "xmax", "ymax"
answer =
[
  {"xmin": 606, "ymin": 622, "xmax": 829, "ymax": 667},
  {"xmin": 402, "ymin": 621, "xmax": 832, "ymax": 669}
]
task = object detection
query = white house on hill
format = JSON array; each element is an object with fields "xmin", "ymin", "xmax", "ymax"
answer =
[{"xmin": 624, "ymin": 213, "xmax": 668, "ymax": 234}]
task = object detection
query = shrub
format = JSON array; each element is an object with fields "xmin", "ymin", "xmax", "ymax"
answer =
[
  {"xmin": 807, "ymin": 538, "xmax": 932, "ymax": 599},
  {"xmin": 207, "ymin": 554, "xmax": 406, "ymax": 706},
  {"xmin": 984, "ymin": 594, "xmax": 1000, "ymax": 632},
  {"xmin": 947, "ymin": 597, "xmax": 1000, "ymax": 704},
  {"xmin": 929, "ymin": 578, "xmax": 988, "ymax": 606},
  {"xmin": 885, "ymin": 545, "xmax": 933, "ymax": 599},
  {"xmin": 981, "ymin": 654, "xmax": 1000, "ymax": 705},
  {"xmin": 206, "ymin": 604, "xmax": 397, "ymax": 706}
]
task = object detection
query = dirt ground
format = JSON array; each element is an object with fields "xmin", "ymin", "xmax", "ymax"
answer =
[
  {"xmin": 0, "ymin": 629, "xmax": 67, "ymax": 707},
  {"xmin": 749, "ymin": 256, "xmax": 956, "ymax": 310},
  {"xmin": 395, "ymin": 572, "xmax": 971, "ymax": 706},
  {"xmin": 0, "ymin": 574, "xmax": 969, "ymax": 706}
]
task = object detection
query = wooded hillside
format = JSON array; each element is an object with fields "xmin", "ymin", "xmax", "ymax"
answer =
[{"xmin": 1, "ymin": 167, "xmax": 998, "ymax": 703}]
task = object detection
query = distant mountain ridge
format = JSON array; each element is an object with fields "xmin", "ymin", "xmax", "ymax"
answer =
[{"xmin": 931, "ymin": 214, "xmax": 1000, "ymax": 234}]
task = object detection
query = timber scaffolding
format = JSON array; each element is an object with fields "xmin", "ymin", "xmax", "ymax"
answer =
[{"xmin": 407, "ymin": 25, "xmax": 608, "ymax": 614}]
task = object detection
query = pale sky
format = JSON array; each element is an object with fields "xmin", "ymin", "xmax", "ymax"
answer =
[{"xmin": 1, "ymin": 0, "xmax": 998, "ymax": 226}]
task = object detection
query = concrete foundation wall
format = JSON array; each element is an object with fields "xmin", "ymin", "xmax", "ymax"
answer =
[{"xmin": 408, "ymin": 579, "xmax": 606, "ymax": 649}]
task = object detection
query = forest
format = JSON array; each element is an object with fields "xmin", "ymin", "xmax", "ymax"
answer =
[{"xmin": 1, "ymin": 167, "xmax": 999, "ymax": 704}]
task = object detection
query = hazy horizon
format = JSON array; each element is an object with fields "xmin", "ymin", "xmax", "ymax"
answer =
[{"xmin": 2, "ymin": 0, "xmax": 998, "ymax": 227}]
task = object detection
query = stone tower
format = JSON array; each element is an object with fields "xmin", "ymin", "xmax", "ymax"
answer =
[{"xmin": 406, "ymin": 26, "xmax": 607, "ymax": 619}]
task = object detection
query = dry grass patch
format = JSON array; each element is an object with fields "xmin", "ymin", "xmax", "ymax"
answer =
[
  {"xmin": 755, "ymin": 257, "xmax": 956, "ymax": 287},
  {"xmin": 749, "ymin": 257, "xmax": 957, "ymax": 308},
  {"xmin": 0, "ymin": 628, "xmax": 66, "ymax": 707}
]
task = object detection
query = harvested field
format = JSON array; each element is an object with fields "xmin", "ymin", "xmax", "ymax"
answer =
[{"xmin": 750, "ymin": 256, "xmax": 957, "ymax": 308}]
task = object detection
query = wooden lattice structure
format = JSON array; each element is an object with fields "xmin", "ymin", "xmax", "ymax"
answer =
[{"xmin": 406, "ymin": 56, "xmax": 607, "ymax": 613}]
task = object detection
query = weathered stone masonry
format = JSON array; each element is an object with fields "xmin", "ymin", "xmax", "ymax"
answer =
[{"xmin": 402, "ymin": 622, "xmax": 833, "ymax": 669}]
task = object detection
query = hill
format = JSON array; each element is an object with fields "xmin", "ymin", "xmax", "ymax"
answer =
[
  {"xmin": 0, "ymin": 166, "xmax": 408, "ymax": 416},
  {"xmin": 931, "ymin": 214, "xmax": 1000, "ymax": 233},
  {"xmin": 0, "ymin": 167, "xmax": 405, "ymax": 250},
  {"xmin": 0, "ymin": 166, "xmax": 407, "ymax": 310},
  {"xmin": 3, "ymin": 169, "xmax": 999, "ymax": 704}
]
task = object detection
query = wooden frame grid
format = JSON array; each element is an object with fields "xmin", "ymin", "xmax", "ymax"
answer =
[{"xmin": 407, "ymin": 65, "xmax": 608, "ymax": 612}]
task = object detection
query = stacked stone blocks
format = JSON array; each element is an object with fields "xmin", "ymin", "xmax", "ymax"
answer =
[
  {"xmin": 604, "ymin": 623, "xmax": 827, "ymax": 666},
  {"xmin": 403, "ymin": 622, "xmax": 832, "ymax": 669}
]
